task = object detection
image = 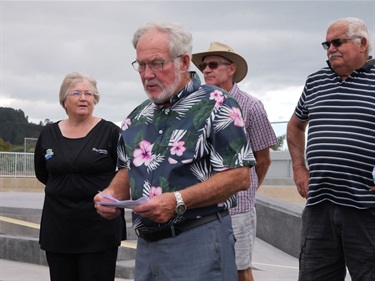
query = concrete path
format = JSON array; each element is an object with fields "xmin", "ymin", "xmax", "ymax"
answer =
[
  {"xmin": 0, "ymin": 236, "xmax": 299, "ymax": 281},
  {"xmin": 0, "ymin": 191, "xmax": 351, "ymax": 281}
]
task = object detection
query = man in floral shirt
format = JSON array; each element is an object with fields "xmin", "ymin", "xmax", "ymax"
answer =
[{"xmin": 95, "ymin": 22, "xmax": 255, "ymax": 281}]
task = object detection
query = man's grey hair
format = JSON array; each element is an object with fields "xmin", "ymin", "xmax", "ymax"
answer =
[
  {"xmin": 329, "ymin": 17, "xmax": 373, "ymax": 55},
  {"xmin": 132, "ymin": 22, "xmax": 193, "ymax": 59}
]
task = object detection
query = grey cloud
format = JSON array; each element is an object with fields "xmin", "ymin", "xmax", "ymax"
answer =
[{"xmin": 2, "ymin": 1, "xmax": 374, "ymax": 125}]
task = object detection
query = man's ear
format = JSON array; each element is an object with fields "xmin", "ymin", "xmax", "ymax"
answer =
[
  {"xmin": 229, "ymin": 63, "xmax": 237, "ymax": 76},
  {"xmin": 181, "ymin": 54, "xmax": 190, "ymax": 70},
  {"xmin": 360, "ymin": 37, "xmax": 368, "ymax": 53}
]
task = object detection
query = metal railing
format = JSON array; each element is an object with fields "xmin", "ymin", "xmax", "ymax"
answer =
[
  {"xmin": 0, "ymin": 152, "xmax": 35, "ymax": 177},
  {"xmin": 0, "ymin": 151, "xmax": 294, "ymax": 179}
]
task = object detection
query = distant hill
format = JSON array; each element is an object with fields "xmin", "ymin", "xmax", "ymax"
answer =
[{"xmin": 0, "ymin": 107, "xmax": 48, "ymax": 145}]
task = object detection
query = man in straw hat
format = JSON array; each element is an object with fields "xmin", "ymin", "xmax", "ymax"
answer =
[{"xmin": 193, "ymin": 42, "xmax": 277, "ymax": 281}]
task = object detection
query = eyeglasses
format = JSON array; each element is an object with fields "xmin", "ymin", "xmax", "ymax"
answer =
[
  {"xmin": 321, "ymin": 36, "xmax": 361, "ymax": 50},
  {"xmin": 198, "ymin": 61, "xmax": 232, "ymax": 71},
  {"xmin": 69, "ymin": 91, "xmax": 94, "ymax": 97},
  {"xmin": 132, "ymin": 55, "xmax": 182, "ymax": 72}
]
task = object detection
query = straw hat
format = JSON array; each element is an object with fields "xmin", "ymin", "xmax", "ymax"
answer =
[{"xmin": 192, "ymin": 42, "xmax": 248, "ymax": 83}]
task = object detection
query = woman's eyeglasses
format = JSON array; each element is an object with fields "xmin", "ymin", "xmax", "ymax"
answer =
[
  {"xmin": 69, "ymin": 91, "xmax": 94, "ymax": 97},
  {"xmin": 198, "ymin": 61, "xmax": 232, "ymax": 71},
  {"xmin": 321, "ymin": 36, "xmax": 361, "ymax": 50}
]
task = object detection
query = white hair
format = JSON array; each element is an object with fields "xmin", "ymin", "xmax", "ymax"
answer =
[{"xmin": 329, "ymin": 17, "xmax": 373, "ymax": 55}]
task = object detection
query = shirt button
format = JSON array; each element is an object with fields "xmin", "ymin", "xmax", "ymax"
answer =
[{"xmin": 159, "ymin": 130, "xmax": 163, "ymax": 134}]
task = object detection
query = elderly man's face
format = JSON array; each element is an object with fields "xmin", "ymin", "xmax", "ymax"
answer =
[
  {"xmin": 135, "ymin": 30, "xmax": 182, "ymax": 106},
  {"xmin": 325, "ymin": 24, "xmax": 366, "ymax": 76},
  {"xmin": 201, "ymin": 55, "xmax": 234, "ymax": 91}
]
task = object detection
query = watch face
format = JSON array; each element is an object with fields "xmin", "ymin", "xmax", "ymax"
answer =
[{"xmin": 176, "ymin": 204, "xmax": 186, "ymax": 214}]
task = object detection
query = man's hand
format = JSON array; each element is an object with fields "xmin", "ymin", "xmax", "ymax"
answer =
[
  {"xmin": 293, "ymin": 166, "xmax": 310, "ymax": 199},
  {"xmin": 94, "ymin": 192, "xmax": 122, "ymax": 220},
  {"xmin": 133, "ymin": 192, "xmax": 175, "ymax": 223}
]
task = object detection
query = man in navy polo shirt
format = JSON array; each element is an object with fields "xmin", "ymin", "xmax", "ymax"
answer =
[{"xmin": 287, "ymin": 17, "xmax": 375, "ymax": 281}]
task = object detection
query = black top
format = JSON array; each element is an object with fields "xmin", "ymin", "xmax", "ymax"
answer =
[{"xmin": 34, "ymin": 119, "xmax": 126, "ymax": 253}]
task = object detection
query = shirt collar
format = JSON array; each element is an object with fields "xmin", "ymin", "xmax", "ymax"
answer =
[
  {"xmin": 169, "ymin": 76, "xmax": 201, "ymax": 106},
  {"xmin": 229, "ymin": 82, "xmax": 239, "ymax": 95},
  {"xmin": 326, "ymin": 56, "xmax": 373, "ymax": 74}
]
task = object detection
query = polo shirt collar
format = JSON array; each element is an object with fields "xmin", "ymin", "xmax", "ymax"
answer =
[{"xmin": 326, "ymin": 56, "xmax": 374, "ymax": 74}]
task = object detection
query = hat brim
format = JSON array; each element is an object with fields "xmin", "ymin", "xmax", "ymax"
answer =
[
  {"xmin": 192, "ymin": 51, "xmax": 248, "ymax": 83},
  {"xmin": 366, "ymin": 58, "xmax": 375, "ymax": 65}
]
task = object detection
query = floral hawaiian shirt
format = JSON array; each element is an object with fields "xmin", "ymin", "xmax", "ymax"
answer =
[{"xmin": 118, "ymin": 77, "xmax": 255, "ymax": 228}]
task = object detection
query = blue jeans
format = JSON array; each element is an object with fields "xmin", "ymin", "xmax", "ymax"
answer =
[
  {"xmin": 299, "ymin": 201, "xmax": 375, "ymax": 281},
  {"xmin": 134, "ymin": 214, "xmax": 237, "ymax": 281}
]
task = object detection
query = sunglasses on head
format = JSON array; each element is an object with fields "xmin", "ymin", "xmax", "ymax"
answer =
[
  {"xmin": 321, "ymin": 36, "xmax": 361, "ymax": 50},
  {"xmin": 198, "ymin": 61, "xmax": 232, "ymax": 71}
]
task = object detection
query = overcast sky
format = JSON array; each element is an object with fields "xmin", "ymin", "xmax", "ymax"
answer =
[{"xmin": 1, "ymin": 0, "xmax": 375, "ymax": 137}]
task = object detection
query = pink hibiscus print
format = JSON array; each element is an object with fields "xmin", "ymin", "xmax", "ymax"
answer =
[
  {"xmin": 170, "ymin": 141, "xmax": 186, "ymax": 157},
  {"xmin": 149, "ymin": 186, "xmax": 162, "ymax": 199},
  {"xmin": 209, "ymin": 90, "xmax": 225, "ymax": 107},
  {"xmin": 121, "ymin": 118, "xmax": 131, "ymax": 130},
  {"xmin": 133, "ymin": 140, "xmax": 153, "ymax": 167},
  {"xmin": 229, "ymin": 107, "xmax": 245, "ymax": 127}
]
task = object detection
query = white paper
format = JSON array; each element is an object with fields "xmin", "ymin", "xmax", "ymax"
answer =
[{"xmin": 98, "ymin": 191, "xmax": 149, "ymax": 209}]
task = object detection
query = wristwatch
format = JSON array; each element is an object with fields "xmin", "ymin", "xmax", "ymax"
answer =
[{"xmin": 173, "ymin": 191, "xmax": 187, "ymax": 216}]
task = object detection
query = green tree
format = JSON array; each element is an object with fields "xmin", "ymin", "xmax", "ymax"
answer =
[
  {"xmin": 0, "ymin": 107, "xmax": 45, "ymax": 145},
  {"xmin": 0, "ymin": 137, "xmax": 12, "ymax": 151},
  {"xmin": 271, "ymin": 134, "xmax": 286, "ymax": 151}
]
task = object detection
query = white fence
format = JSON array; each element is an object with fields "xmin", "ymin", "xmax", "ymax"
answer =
[
  {"xmin": 0, "ymin": 152, "xmax": 35, "ymax": 177},
  {"xmin": 0, "ymin": 151, "xmax": 294, "ymax": 179}
]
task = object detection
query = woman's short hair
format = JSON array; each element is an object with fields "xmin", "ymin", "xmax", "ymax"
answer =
[{"xmin": 59, "ymin": 72, "xmax": 100, "ymax": 113}]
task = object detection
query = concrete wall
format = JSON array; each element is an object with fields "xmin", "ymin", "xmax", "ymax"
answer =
[
  {"xmin": 0, "ymin": 207, "xmax": 137, "ymax": 279},
  {"xmin": 0, "ymin": 235, "xmax": 48, "ymax": 265},
  {"xmin": 267, "ymin": 150, "xmax": 294, "ymax": 179},
  {"xmin": 1, "ymin": 194, "xmax": 304, "ymax": 263},
  {"xmin": 255, "ymin": 193, "xmax": 303, "ymax": 258},
  {"xmin": 0, "ymin": 150, "xmax": 303, "ymax": 261}
]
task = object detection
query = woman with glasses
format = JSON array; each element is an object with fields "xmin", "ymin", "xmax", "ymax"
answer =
[{"xmin": 34, "ymin": 72, "xmax": 126, "ymax": 281}]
